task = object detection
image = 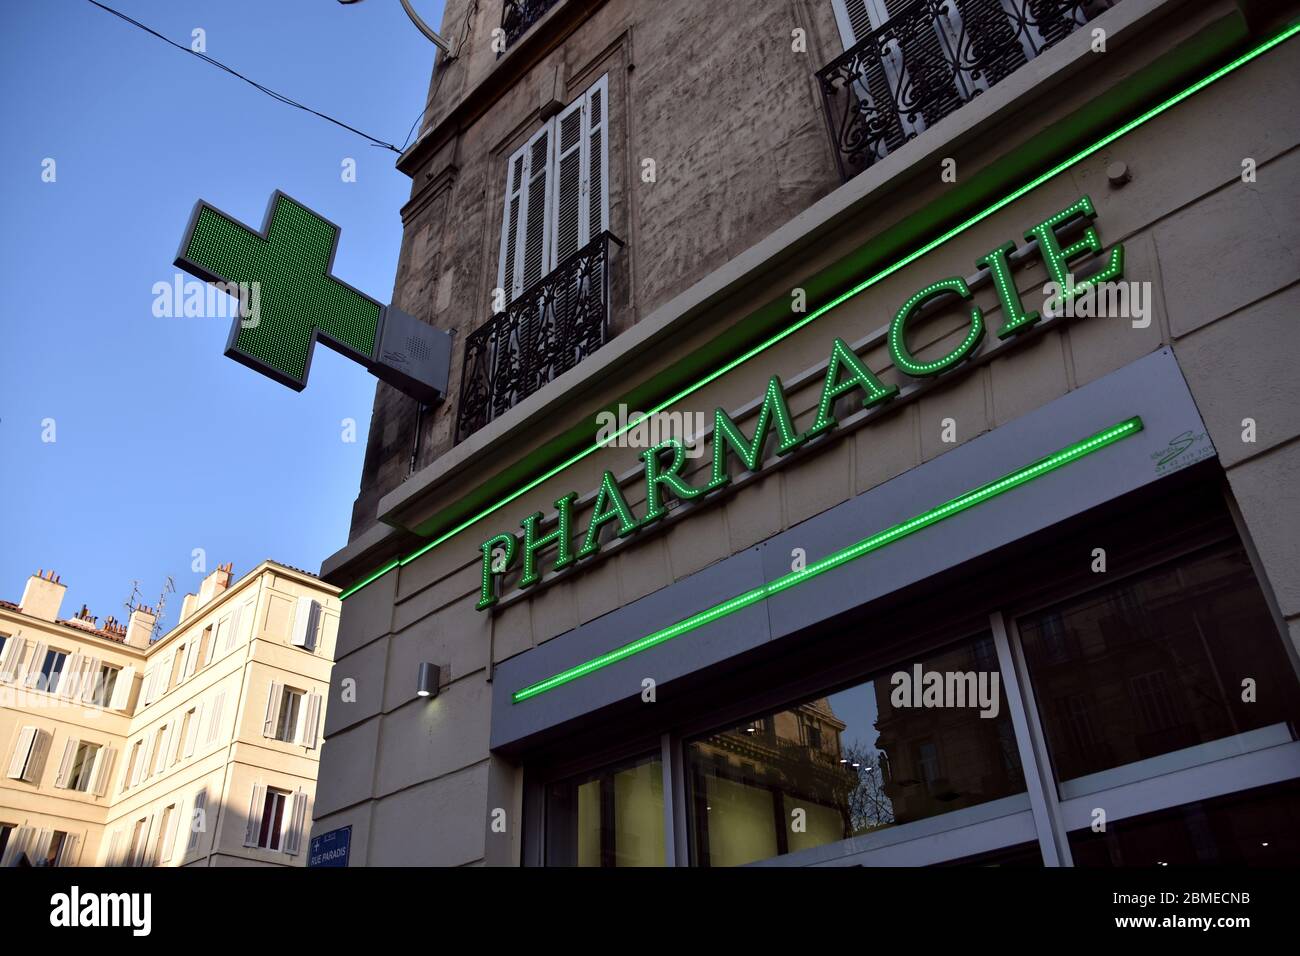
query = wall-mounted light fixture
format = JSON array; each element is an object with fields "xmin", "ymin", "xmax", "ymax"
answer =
[{"xmin": 417, "ymin": 662, "xmax": 441, "ymax": 699}]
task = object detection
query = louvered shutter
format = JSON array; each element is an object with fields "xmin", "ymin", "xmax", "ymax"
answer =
[
  {"xmin": 244, "ymin": 784, "xmax": 267, "ymax": 847},
  {"xmin": 229, "ymin": 602, "xmax": 245, "ymax": 652},
  {"xmin": 141, "ymin": 666, "xmax": 156, "ymax": 705},
  {"xmin": 29, "ymin": 829, "xmax": 53, "ymax": 866},
  {"xmin": 22, "ymin": 641, "xmax": 47, "ymax": 688},
  {"xmin": 283, "ymin": 790, "xmax": 309, "ymax": 856},
  {"xmin": 0, "ymin": 636, "xmax": 25, "ymax": 682},
  {"xmin": 58, "ymin": 653, "xmax": 83, "ymax": 698},
  {"xmin": 7, "ymin": 725, "xmax": 37, "ymax": 779},
  {"xmin": 91, "ymin": 746, "xmax": 115, "ymax": 796},
  {"xmin": 263, "ymin": 682, "xmax": 284, "ymax": 738},
  {"xmin": 155, "ymin": 724, "xmax": 174, "ymax": 774},
  {"xmin": 157, "ymin": 650, "xmax": 176, "ymax": 697},
  {"xmin": 499, "ymin": 124, "xmax": 554, "ymax": 304},
  {"xmin": 129, "ymin": 736, "xmax": 147, "ymax": 787},
  {"xmin": 182, "ymin": 638, "xmax": 200, "ymax": 679},
  {"xmin": 110, "ymin": 665, "xmax": 135, "ymax": 711},
  {"xmin": 78, "ymin": 656, "xmax": 101, "ymax": 702},
  {"xmin": 290, "ymin": 597, "xmax": 319, "ymax": 649},
  {"xmin": 105, "ymin": 830, "xmax": 123, "ymax": 867},
  {"xmin": 550, "ymin": 74, "xmax": 609, "ymax": 267},
  {"xmin": 205, "ymin": 691, "xmax": 226, "ymax": 746},
  {"xmin": 301, "ymin": 693, "xmax": 322, "ymax": 749},
  {"xmin": 54, "ymin": 737, "xmax": 78, "ymax": 788},
  {"xmin": 187, "ymin": 787, "xmax": 209, "ymax": 853},
  {"xmin": 183, "ymin": 704, "xmax": 202, "ymax": 757},
  {"xmin": 142, "ymin": 813, "xmax": 161, "ymax": 867},
  {"xmin": 159, "ymin": 807, "xmax": 180, "ymax": 864},
  {"xmin": 23, "ymin": 728, "xmax": 50, "ymax": 783},
  {"xmin": 59, "ymin": 832, "xmax": 81, "ymax": 867},
  {"xmin": 1, "ymin": 826, "xmax": 34, "ymax": 867}
]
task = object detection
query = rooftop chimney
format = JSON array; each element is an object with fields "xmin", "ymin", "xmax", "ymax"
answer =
[
  {"xmin": 125, "ymin": 604, "xmax": 157, "ymax": 649},
  {"xmin": 20, "ymin": 569, "xmax": 67, "ymax": 623},
  {"xmin": 197, "ymin": 562, "xmax": 233, "ymax": 609}
]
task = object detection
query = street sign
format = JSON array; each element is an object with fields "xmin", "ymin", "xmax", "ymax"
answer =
[
  {"xmin": 308, "ymin": 824, "xmax": 352, "ymax": 868},
  {"xmin": 176, "ymin": 191, "xmax": 450, "ymax": 404}
]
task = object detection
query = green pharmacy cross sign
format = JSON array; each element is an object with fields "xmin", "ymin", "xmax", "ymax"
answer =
[{"xmin": 175, "ymin": 191, "xmax": 450, "ymax": 403}]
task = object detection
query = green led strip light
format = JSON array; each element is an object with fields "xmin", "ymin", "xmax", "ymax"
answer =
[
  {"xmin": 341, "ymin": 24, "xmax": 1298, "ymax": 601},
  {"xmin": 512, "ymin": 416, "xmax": 1144, "ymax": 702}
]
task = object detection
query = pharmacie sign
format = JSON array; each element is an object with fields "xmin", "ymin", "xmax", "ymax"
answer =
[{"xmin": 476, "ymin": 196, "xmax": 1124, "ymax": 611}]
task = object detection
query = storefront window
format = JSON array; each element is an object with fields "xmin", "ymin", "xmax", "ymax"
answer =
[
  {"xmin": 545, "ymin": 752, "xmax": 665, "ymax": 866},
  {"xmin": 1070, "ymin": 779, "xmax": 1300, "ymax": 865},
  {"xmin": 1018, "ymin": 542, "xmax": 1300, "ymax": 789},
  {"xmin": 686, "ymin": 633, "xmax": 1025, "ymax": 866}
]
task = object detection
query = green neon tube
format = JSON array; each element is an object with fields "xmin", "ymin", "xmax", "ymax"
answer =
[
  {"xmin": 512, "ymin": 416, "xmax": 1143, "ymax": 702},
  {"xmin": 342, "ymin": 24, "xmax": 1298, "ymax": 601}
]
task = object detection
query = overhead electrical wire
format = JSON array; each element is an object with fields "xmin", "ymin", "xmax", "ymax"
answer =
[{"xmin": 83, "ymin": 0, "xmax": 405, "ymax": 153}]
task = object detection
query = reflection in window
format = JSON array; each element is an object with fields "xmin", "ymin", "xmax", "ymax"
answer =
[
  {"xmin": 1018, "ymin": 542, "xmax": 1300, "ymax": 784},
  {"xmin": 1070, "ymin": 779, "xmax": 1300, "ymax": 865},
  {"xmin": 686, "ymin": 633, "xmax": 1025, "ymax": 866},
  {"xmin": 546, "ymin": 753, "xmax": 665, "ymax": 866}
]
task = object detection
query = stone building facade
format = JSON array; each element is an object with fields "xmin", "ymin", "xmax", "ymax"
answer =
[{"xmin": 315, "ymin": 0, "xmax": 1300, "ymax": 866}]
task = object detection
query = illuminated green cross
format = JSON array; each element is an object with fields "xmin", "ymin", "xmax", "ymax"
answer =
[{"xmin": 176, "ymin": 191, "xmax": 382, "ymax": 390}]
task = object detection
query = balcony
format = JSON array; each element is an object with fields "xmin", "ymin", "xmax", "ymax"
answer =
[
  {"xmin": 500, "ymin": 0, "xmax": 561, "ymax": 51},
  {"xmin": 456, "ymin": 232, "xmax": 622, "ymax": 444},
  {"xmin": 816, "ymin": 0, "xmax": 1106, "ymax": 181}
]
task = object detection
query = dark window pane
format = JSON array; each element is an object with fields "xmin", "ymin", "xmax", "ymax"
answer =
[
  {"xmin": 934, "ymin": 841, "xmax": 1043, "ymax": 866},
  {"xmin": 546, "ymin": 753, "xmax": 664, "ymax": 866},
  {"xmin": 1018, "ymin": 543, "xmax": 1300, "ymax": 785},
  {"xmin": 1070, "ymin": 779, "xmax": 1300, "ymax": 865},
  {"xmin": 686, "ymin": 632, "xmax": 1025, "ymax": 866}
]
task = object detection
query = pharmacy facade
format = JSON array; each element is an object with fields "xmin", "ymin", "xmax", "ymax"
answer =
[{"xmin": 313, "ymin": 0, "xmax": 1300, "ymax": 865}]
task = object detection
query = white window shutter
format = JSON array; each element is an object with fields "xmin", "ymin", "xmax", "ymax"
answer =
[
  {"xmin": 283, "ymin": 790, "xmax": 309, "ymax": 856},
  {"xmin": 58, "ymin": 652, "xmax": 83, "ymax": 698},
  {"xmin": 7, "ymin": 725, "xmax": 37, "ymax": 779},
  {"xmin": 498, "ymin": 142, "xmax": 525, "ymax": 303},
  {"xmin": 501, "ymin": 123, "xmax": 554, "ymax": 303},
  {"xmin": 155, "ymin": 724, "xmax": 174, "ymax": 774},
  {"xmin": 1, "ymin": 826, "xmax": 34, "ymax": 867},
  {"xmin": 551, "ymin": 93, "xmax": 585, "ymax": 266},
  {"xmin": 141, "ymin": 666, "xmax": 156, "ymax": 705},
  {"xmin": 263, "ymin": 682, "xmax": 283, "ymax": 738},
  {"xmin": 59, "ymin": 832, "xmax": 81, "ymax": 867},
  {"xmin": 290, "ymin": 596, "xmax": 318, "ymax": 649},
  {"xmin": 91, "ymin": 746, "xmax": 115, "ymax": 796},
  {"xmin": 29, "ymin": 828, "xmax": 53, "ymax": 866},
  {"xmin": 830, "ymin": 0, "xmax": 879, "ymax": 47},
  {"xmin": 205, "ymin": 691, "xmax": 226, "ymax": 746},
  {"xmin": 185, "ymin": 637, "xmax": 201, "ymax": 677},
  {"xmin": 105, "ymin": 829, "xmax": 123, "ymax": 867},
  {"xmin": 244, "ymin": 783, "xmax": 267, "ymax": 847},
  {"xmin": 587, "ymin": 75, "xmax": 609, "ymax": 248},
  {"xmin": 187, "ymin": 787, "xmax": 209, "ymax": 853},
  {"xmin": 0, "ymin": 636, "xmax": 25, "ymax": 682},
  {"xmin": 23, "ymin": 728, "xmax": 50, "ymax": 783},
  {"xmin": 78, "ymin": 656, "xmax": 101, "ymax": 702},
  {"xmin": 183, "ymin": 704, "xmax": 202, "ymax": 758},
  {"xmin": 142, "ymin": 813, "xmax": 161, "ymax": 867},
  {"xmin": 54, "ymin": 737, "xmax": 78, "ymax": 788},
  {"xmin": 302, "ymin": 693, "xmax": 322, "ymax": 749},
  {"xmin": 130, "ymin": 736, "xmax": 148, "ymax": 787},
  {"xmin": 159, "ymin": 808, "xmax": 180, "ymax": 863},
  {"xmin": 230, "ymin": 602, "xmax": 246, "ymax": 651},
  {"xmin": 110, "ymin": 665, "xmax": 135, "ymax": 711},
  {"xmin": 22, "ymin": 641, "xmax": 47, "ymax": 688},
  {"xmin": 158, "ymin": 650, "xmax": 176, "ymax": 696},
  {"xmin": 209, "ymin": 618, "xmax": 226, "ymax": 664}
]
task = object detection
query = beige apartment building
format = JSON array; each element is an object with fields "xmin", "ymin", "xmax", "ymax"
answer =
[
  {"xmin": 314, "ymin": 0, "xmax": 1300, "ymax": 866},
  {"xmin": 0, "ymin": 561, "xmax": 339, "ymax": 867}
]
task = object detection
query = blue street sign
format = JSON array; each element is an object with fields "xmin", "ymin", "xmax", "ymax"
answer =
[{"xmin": 308, "ymin": 825, "xmax": 352, "ymax": 868}]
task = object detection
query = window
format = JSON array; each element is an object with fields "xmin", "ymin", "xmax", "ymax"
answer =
[
  {"xmin": 169, "ymin": 644, "xmax": 186, "ymax": 689},
  {"xmin": 6, "ymin": 726, "xmax": 51, "ymax": 783},
  {"xmin": 91, "ymin": 664, "xmax": 119, "ymax": 707},
  {"xmin": 498, "ymin": 74, "xmax": 609, "ymax": 305},
  {"xmin": 1017, "ymin": 541, "xmax": 1300, "ymax": 790},
  {"xmin": 275, "ymin": 689, "xmax": 302, "ymax": 742},
  {"xmin": 0, "ymin": 824, "xmax": 13, "ymax": 861},
  {"xmin": 257, "ymin": 788, "xmax": 289, "ymax": 850},
  {"xmin": 174, "ymin": 709, "xmax": 195, "ymax": 765},
  {"xmin": 148, "ymin": 727, "xmax": 167, "ymax": 777},
  {"xmin": 197, "ymin": 625, "xmax": 213, "ymax": 669},
  {"xmin": 38, "ymin": 649, "xmax": 68, "ymax": 693},
  {"xmin": 39, "ymin": 831, "xmax": 68, "ymax": 867},
  {"xmin": 545, "ymin": 753, "xmax": 665, "ymax": 866},
  {"xmin": 684, "ymin": 632, "xmax": 1024, "ymax": 866},
  {"xmin": 66, "ymin": 741, "xmax": 100, "ymax": 792},
  {"xmin": 127, "ymin": 817, "xmax": 148, "ymax": 867}
]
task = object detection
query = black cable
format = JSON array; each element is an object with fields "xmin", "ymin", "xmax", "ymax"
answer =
[
  {"xmin": 399, "ymin": 0, "xmax": 477, "ymax": 152},
  {"xmin": 83, "ymin": 0, "xmax": 403, "ymax": 153}
]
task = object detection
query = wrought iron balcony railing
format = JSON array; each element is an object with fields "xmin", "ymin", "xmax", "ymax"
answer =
[
  {"xmin": 816, "ymin": 0, "xmax": 1105, "ymax": 181},
  {"xmin": 456, "ymin": 231, "xmax": 622, "ymax": 444},
  {"xmin": 500, "ymin": 0, "xmax": 561, "ymax": 51}
]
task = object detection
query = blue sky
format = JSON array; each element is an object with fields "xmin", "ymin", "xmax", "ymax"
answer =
[{"xmin": 0, "ymin": 0, "xmax": 444, "ymax": 633}]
